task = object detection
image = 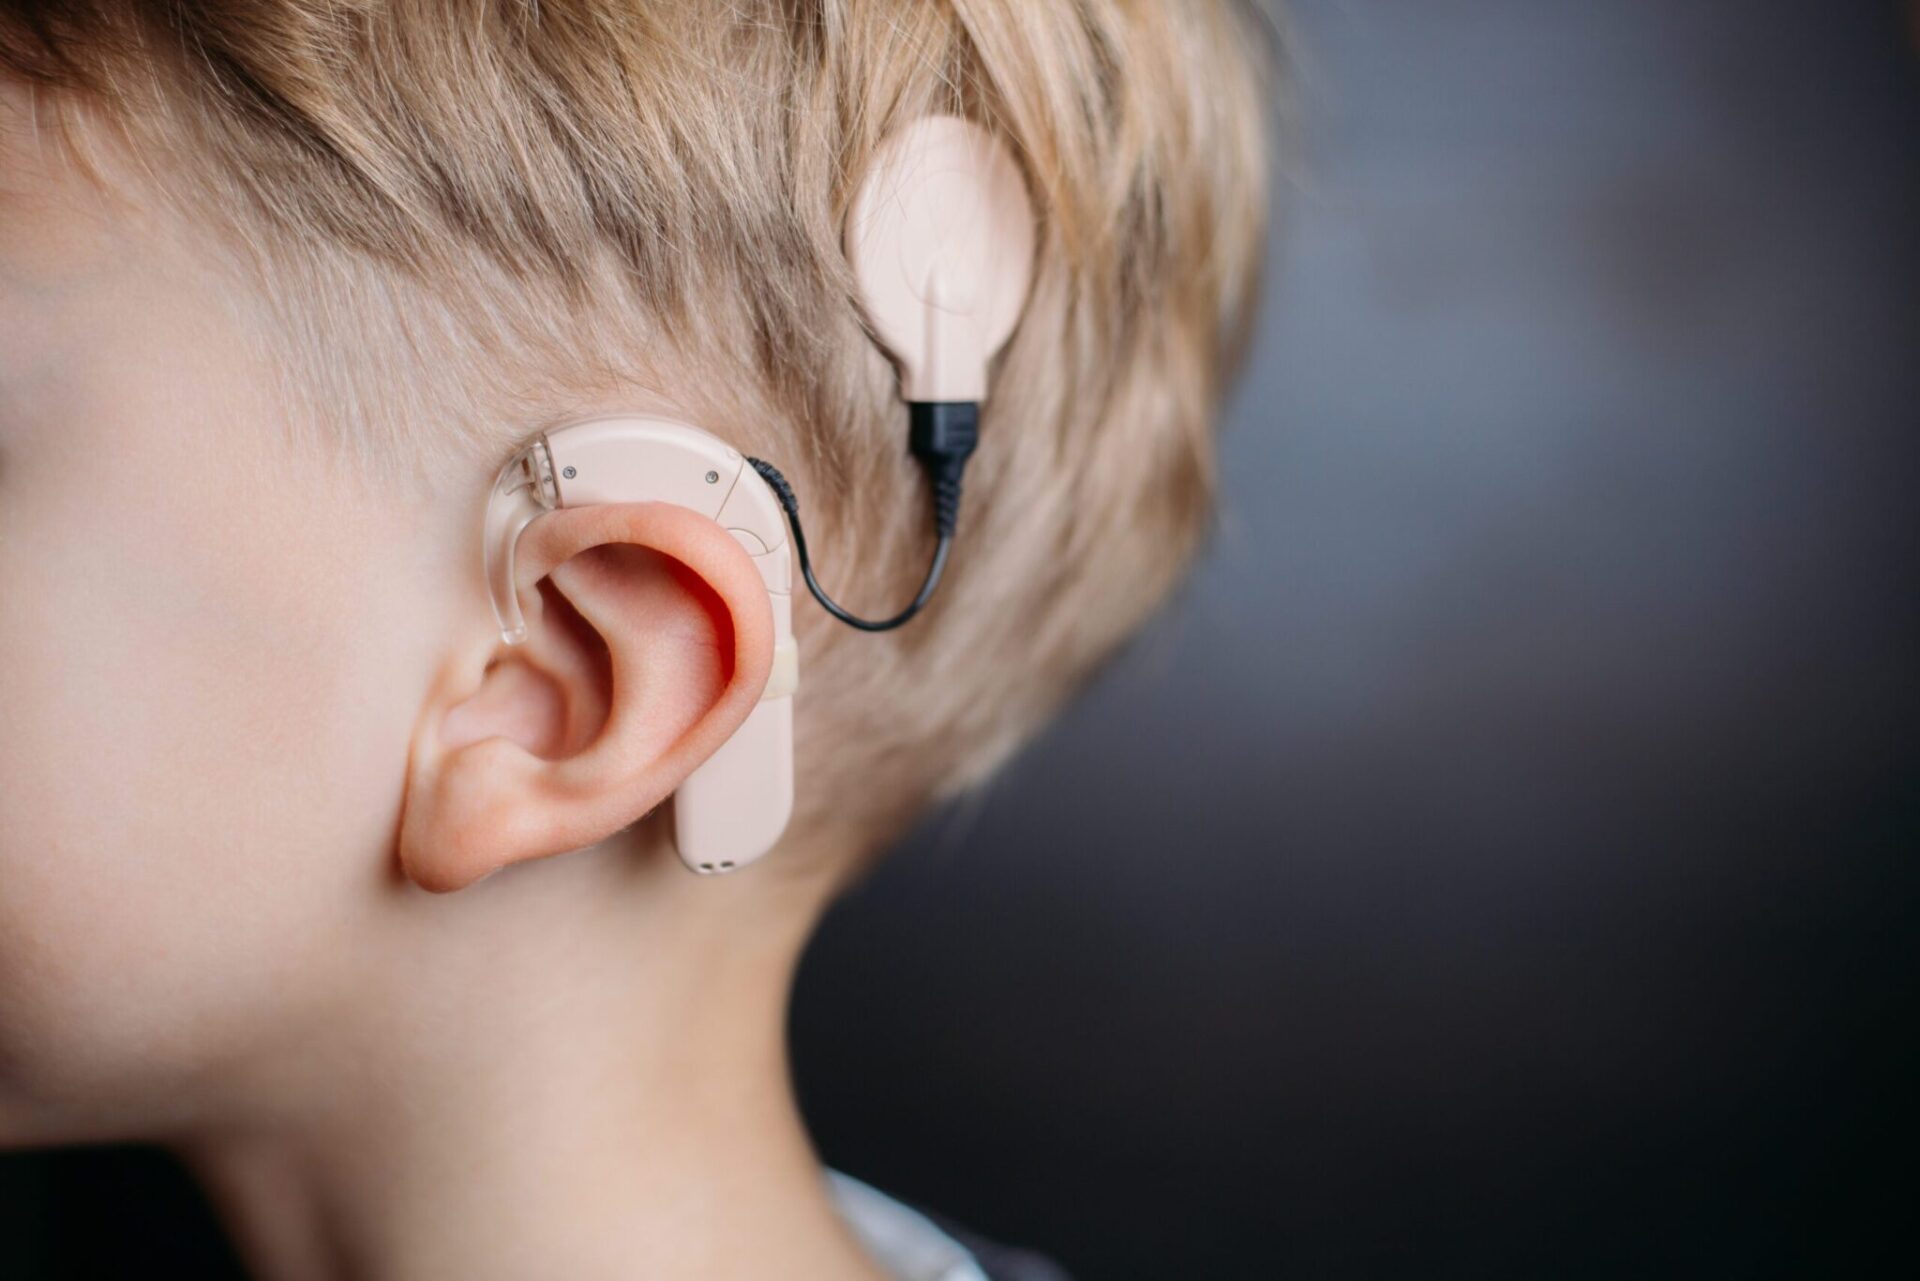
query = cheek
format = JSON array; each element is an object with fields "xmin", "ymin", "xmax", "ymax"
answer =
[{"xmin": 0, "ymin": 302, "xmax": 434, "ymax": 1136}]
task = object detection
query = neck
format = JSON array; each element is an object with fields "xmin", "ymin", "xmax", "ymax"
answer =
[{"xmin": 176, "ymin": 849, "xmax": 882, "ymax": 1281}]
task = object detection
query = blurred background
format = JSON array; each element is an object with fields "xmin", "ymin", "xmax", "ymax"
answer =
[{"xmin": 4, "ymin": 0, "xmax": 1915, "ymax": 1276}]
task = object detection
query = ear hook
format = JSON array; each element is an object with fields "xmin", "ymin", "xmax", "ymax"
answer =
[
  {"xmin": 754, "ymin": 116, "xmax": 1035, "ymax": 632},
  {"xmin": 484, "ymin": 437, "xmax": 559, "ymax": 643}
]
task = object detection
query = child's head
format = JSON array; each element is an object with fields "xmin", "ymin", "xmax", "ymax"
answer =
[{"xmin": 0, "ymin": 0, "xmax": 1267, "ymax": 1146}]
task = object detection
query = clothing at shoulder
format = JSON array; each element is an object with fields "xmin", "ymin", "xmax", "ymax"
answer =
[{"xmin": 826, "ymin": 1171, "xmax": 1072, "ymax": 1281}]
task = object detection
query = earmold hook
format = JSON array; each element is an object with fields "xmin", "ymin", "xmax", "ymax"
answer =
[{"xmin": 483, "ymin": 437, "xmax": 558, "ymax": 644}]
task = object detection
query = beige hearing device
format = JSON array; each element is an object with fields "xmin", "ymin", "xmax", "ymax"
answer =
[
  {"xmin": 484, "ymin": 418, "xmax": 797, "ymax": 875},
  {"xmin": 479, "ymin": 116, "xmax": 1033, "ymax": 876}
]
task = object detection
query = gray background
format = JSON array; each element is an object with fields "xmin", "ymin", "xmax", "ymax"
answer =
[{"xmin": 4, "ymin": 1, "xmax": 1916, "ymax": 1277}]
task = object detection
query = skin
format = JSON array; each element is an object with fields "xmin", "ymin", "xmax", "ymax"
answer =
[{"xmin": 0, "ymin": 84, "xmax": 884, "ymax": 1281}]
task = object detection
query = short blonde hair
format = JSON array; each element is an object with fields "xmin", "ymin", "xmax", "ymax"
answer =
[{"xmin": 3, "ymin": 0, "xmax": 1273, "ymax": 858}]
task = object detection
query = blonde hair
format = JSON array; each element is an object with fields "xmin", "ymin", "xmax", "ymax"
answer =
[{"xmin": 3, "ymin": 0, "xmax": 1273, "ymax": 858}]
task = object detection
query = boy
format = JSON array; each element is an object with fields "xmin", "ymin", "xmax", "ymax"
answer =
[{"xmin": 0, "ymin": 2, "xmax": 1268, "ymax": 1277}]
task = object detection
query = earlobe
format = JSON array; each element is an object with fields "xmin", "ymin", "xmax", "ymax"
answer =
[{"xmin": 398, "ymin": 503, "xmax": 775, "ymax": 893}]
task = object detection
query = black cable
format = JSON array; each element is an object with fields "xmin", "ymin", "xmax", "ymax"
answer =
[{"xmin": 749, "ymin": 401, "xmax": 978, "ymax": 634}]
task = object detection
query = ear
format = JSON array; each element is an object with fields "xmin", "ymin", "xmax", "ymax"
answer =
[{"xmin": 399, "ymin": 503, "xmax": 775, "ymax": 892}]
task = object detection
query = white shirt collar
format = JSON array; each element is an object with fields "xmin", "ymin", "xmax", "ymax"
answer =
[{"xmin": 826, "ymin": 1169, "xmax": 990, "ymax": 1281}]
